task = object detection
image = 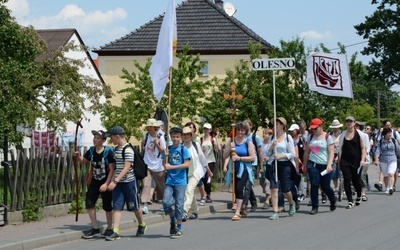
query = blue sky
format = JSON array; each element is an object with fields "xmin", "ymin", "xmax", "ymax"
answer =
[{"xmin": 6, "ymin": 0, "xmax": 377, "ymax": 63}]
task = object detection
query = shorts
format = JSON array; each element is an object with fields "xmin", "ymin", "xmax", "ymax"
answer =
[
  {"xmin": 331, "ymin": 162, "xmax": 342, "ymax": 181},
  {"xmin": 86, "ymin": 178, "xmax": 112, "ymax": 212},
  {"xmin": 267, "ymin": 161, "xmax": 293, "ymax": 193},
  {"xmin": 112, "ymin": 180, "xmax": 141, "ymax": 211}
]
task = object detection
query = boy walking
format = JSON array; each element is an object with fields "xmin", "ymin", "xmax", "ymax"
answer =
[
  {"xmin": 106, "ymin": 126, "xmax": 147, "ymax": 241},
  {"xmin": 163, "ymin": 127, "xmax": 190, "ymax": 239},
  {"xmin": 75, "ymin": 130, "xmax": 115, "ymax": 239}
]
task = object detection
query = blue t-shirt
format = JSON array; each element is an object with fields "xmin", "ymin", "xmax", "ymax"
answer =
[
  {"xmin": 165, "ymin": 144, "xmax": 191, "ymax": 186},
  {"xmin": 234, "ymin": 139, "xmax": 250, "ymax": 172}
]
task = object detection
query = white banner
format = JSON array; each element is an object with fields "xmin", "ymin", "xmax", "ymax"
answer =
[
  {"xmin": 149, "ymin": 0, "xmax": 177, "ymax": 103},
  {"xmin": 306, "ymin": 53, "xmax": 353, "ymax": 98}
]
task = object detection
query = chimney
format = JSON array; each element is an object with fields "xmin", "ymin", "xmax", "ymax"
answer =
[{"xmin": 214, "ymin": 0, "xmax": 224, "ymax": 9}]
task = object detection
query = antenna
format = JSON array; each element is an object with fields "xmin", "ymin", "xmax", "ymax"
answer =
[{"xmin": 223, "ymin": 2, "xmax": 236, "ymax": 16}]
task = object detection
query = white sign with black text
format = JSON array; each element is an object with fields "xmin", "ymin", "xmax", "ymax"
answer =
[{"xmin": 252, "ymin": 58, "xmax": 295, "ymax": 71}]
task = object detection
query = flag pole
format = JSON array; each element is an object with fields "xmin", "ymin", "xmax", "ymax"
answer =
[{"xmin": 167, "ymin": 66, "xmax": 173, "ymax": 130}]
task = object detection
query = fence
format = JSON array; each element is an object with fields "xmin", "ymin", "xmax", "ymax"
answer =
[{"xmin": 1, "ymin": 145, "xmax": 227, "ymax": 212}]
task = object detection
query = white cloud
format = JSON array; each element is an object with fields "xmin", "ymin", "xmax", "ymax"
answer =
[
  {"xmin": 10, "ymin": 3, "xmax": 128, "ymax": 47},
  {"xmin": 5, "ymin": 0, "xmax": 30, "ymax": 19},
  {"xmin": 299, "ymin": 30, "xmax": 332, "ymax": 40}
]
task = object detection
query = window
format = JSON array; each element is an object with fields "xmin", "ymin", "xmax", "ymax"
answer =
[{"xmin": 200, "ymin": 61, "xmax": 209, "ymax": 76}]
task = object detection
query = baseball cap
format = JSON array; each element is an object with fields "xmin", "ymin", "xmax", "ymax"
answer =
[
  {"xmin": 203, "ymin": 123, "xmax": 212, "ymax": 129},
  {"xmin": 288, "ymin": 124, "xmax": 300, "ymax": 131},
  {"xmin": 309, "ymin": 118, "xmax": 323, "ymax": 129},
  {"xmin": 156, "ymin": 120, "xmax": 164, "ymax": 126},
  {"xmin": 91, "ymin": 130, "xmax": 107, "ymax": 140},
  {"xmin": 108, "ymin": 126, "xmax": 125, "ymax": 136},
  {"xmin": 169, "ymin": 127, "xmax": 183, "ymax": 135},
  {"xmin": 345, "ymin": 116, "xmax": 355, "ymax": 122}
]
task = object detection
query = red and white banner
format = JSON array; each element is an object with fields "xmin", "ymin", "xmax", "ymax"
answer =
[{"xmin": 306, "ymin": 53, "xmax": 353, "ymax": 98}]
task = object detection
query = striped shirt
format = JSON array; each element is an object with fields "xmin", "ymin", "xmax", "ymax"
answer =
[{"xmin": 114, "ymin": 143, "xmax": 135, "ymax": 182}]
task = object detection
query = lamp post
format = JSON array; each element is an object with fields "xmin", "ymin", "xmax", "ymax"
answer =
[{"xmin": 224, "ymin": 84, "xmax": 242, "ymax": 203}]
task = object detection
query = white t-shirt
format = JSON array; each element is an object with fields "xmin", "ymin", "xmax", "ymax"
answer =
[{"xmin": 143, "ymin": 133, "xmax": 166, "ymax": 172}]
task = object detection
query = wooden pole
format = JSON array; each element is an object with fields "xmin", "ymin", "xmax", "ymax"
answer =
[{"xmin": 73, "ymin": 119, "xmax": 83, "ymax": 221}]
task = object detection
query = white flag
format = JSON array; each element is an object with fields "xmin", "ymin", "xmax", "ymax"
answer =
[
  {"xmin": 150, "ymin": 0, "xmax": 177, "ymax": 103},
  {"xmin": 306, "ymin": 53, "xmax": 353, "ymax": 98}
]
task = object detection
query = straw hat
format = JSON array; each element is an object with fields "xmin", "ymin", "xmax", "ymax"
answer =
[{"xmin": 329, "ymin": 119, "xmax": 343, "ymax": 128}]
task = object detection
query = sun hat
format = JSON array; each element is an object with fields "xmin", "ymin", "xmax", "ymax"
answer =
[
  {"xmin": 270, "ymin": 117, "xmax": 287, "ymax": 127},
  {"xmin": 329, "ymin": 119, "xmax": 343, "ymax": 128},
  {"xmin": 145, "ymin": 118, "xmax": 158, "ymax": 127},
  {"xmin": 182, "ymin": 127, "xmax": 193, "ymax": 135}
]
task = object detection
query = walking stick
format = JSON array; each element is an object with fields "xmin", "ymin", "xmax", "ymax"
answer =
[
  {"xmin": 73, "ymin": 119, "xmax": 83, "ymax": 221},
  {"xmin": 224, "ymin": 84, "xmax": 242, "ymax": 204}
]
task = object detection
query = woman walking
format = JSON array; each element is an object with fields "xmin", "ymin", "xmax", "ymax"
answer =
[
  {"xmin": 302, "ymin": 118, "xmax": 336, "ymax": 214},
  {"xmin": 223, "ymin": 121, "xmax": 255, "ymax": 221},
  {"xmin": 374, "ymin": 127, "xmax": 400, "ymax": 195}
]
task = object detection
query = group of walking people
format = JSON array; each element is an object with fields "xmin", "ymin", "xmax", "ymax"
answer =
[
  {"xmin": 75, "ymin": 115, "xmax": 399, "ymax": 240},
  {"xmin": 75, "ymin": 118, "xmax": 220, "ymax": 240}
]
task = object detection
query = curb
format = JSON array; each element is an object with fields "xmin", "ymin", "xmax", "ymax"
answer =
[{"xmin": 0, "ymin": 202, "xmax": 229, "ymax": 250}]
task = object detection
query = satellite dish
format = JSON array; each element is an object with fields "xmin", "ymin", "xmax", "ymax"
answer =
[{"xmin": 223, "ymin": 2, "xmax": 236, "ymax": 16}]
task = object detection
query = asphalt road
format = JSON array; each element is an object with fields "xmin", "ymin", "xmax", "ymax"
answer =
[{"xmin": 37, "ymin": 181, "xmax": 400, "ymax": 250}]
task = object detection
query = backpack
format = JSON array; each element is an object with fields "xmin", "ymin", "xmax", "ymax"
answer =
[
  {"xmin": 86, "ymin": 146, "xmax": 111, "ymax": 185},
  {"xmin": 379, "ymin": 137, "xmax": 398, "ymax": 157},
  {"xmin": 122, "ymin": 143, "xmax": 148, "ymax": 180}
]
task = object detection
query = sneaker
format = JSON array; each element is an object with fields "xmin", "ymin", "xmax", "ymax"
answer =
[
  {"xmin": 189, "ymin": 212, "xmax": 198, "ymax": 219},
  {"xmin": 384, "ymin": 189, "xmax": 389, "ymax": 195},
  {"xmin": 309, "ymin": 207, "xmax": 318, "ymax": 215},
  {"xmin": 142, "ymin": 205, "xmax": 148, "ymax": 214},
  {"xmin": 199, "ymin": 197, "xmax": 206, "ymax": 206},
  {"xmin": 295, "ymin": 200, "xmax": 300, "ymax": 211},
  {"xmin": 262, "ymin": 202, "xmax": 270, "ymax": 210},
  {"xmin": 298, "ymin": 194, "xmax": 305, "ymax": 202},
  {"xmin": 389, "ymin": 189, "xmax": 394, "ymax": 195},
  {"xmin": 105, "ymin": 232, "xmax": 120, "ymax": 241},
  {"xmin": 170, "ymin": 230, "xmax": 183, "ymax": 239},
  {"xmin": 307, "ymin": 200, "xmax": 312, "ymax": 206},
  {"xmin": 170, "ymin": 222, "xmax": 177, "ymax": 235},
  {"xmin": 136, "ymin": 224, "xmax": 147, "ymax": 236},
  {"xmin": 374, "ymin": 183, "xmax": 383, "ymax": 191},
  {"xmin": 393, "ymin": 186, "xmax": 396, "ymax": 192},
  {"xmin": 231, "ymin": 203, "xmax": 237, "ymax": 210},
  {"xmin": 83, "ymin": 228, "xmax": 101, "ymax": 239},
  {"xmin": 269, "ymin": 213, "xmax": 279, "ymax": 220},
  {"xmin": 205, "ymin": 195, "xmax": 213, "ymax": 203},
  {"xmin": 250, "ymin": 205, "xmax": 257, "ymax": 212},
  {"xmin": 321, "ymin": 194, "xmax": 327, "ymax": 204},
  {"xmin": 345, "ymin": 202, "xmax": 354, "ymax": 209},
  {"xmin": 102, "ymin": 228, "xmax": 114, "ymax": 238},
  {"xmin": 330, "ymin": 201, "xmax": 337, "ymax": 211},
  {"xmin": 361, "ymin": 195, "xmax": 368, "ymax": 201},
  {"xmin": 288, "ymin": 203, "xmax": 296, "ymax": 216},
  {"xmin": 355, "ymin": 197, "xmax": 361, "ymax": 206},
  {"xmin": 182, "ymin": 213, "xmax": 188, "ymax": 222}
]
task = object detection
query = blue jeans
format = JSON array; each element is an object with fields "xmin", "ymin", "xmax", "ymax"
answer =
[
  {"xmin": 331, "ymin": 162, "xmax": 342, "ymax": 180},
  {"xmin": 307, "ymin": 161, "xmax": 336, "ymax": 208},
  {"xmin": 163, "ymin": 185, "xmax": 186, "ymax": 220}
]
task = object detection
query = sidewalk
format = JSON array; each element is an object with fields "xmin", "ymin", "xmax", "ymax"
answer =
[{"xmin": 0, "ymin": 185, "xmax": 247, "ymax": 250}]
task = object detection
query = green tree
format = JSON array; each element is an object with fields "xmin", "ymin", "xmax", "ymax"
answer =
[
  {"xmin": 101, "ymin": 46, "xmax": 211, "ymax": 140},
  {"xmin": 0, "ymin": 1, "xmax": 111, "ymax": 145},
  {"xmin": 354, "ymin": 0, "xmax": 400, "ymax": 87}
]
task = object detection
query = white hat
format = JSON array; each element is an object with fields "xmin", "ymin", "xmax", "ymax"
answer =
[
  {"xmin": 203, "ymin": 123, "xmax": 212, "ymax": 129},
  {"xmin": 156, "ymin": 120, "xmax": 164, "ymax": 126},
  {"xmin": 288, "ymin": 124, "xmax": 299, "ymax": 131},
  {"xmin": 329, "ymin": 119, "xmax": 343, "ymax": 128},
  {"xmin": 145, "ymin": 118, "xmax": 158, "ymax": 127}
]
